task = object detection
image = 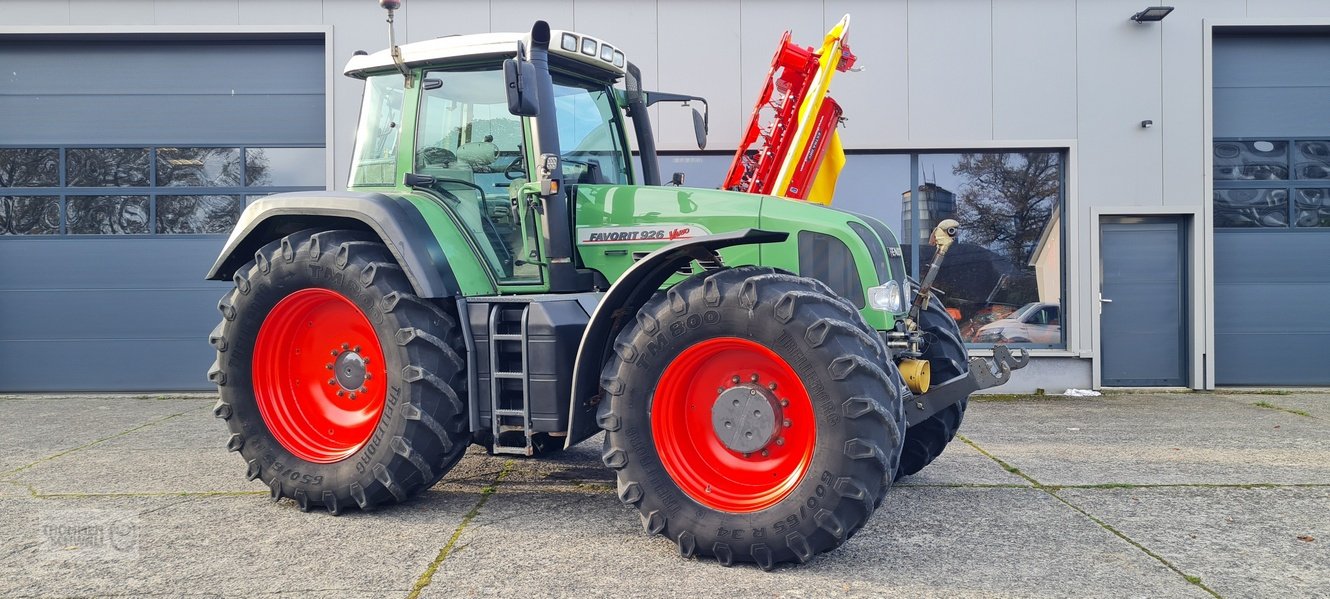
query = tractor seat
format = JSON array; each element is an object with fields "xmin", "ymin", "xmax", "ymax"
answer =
[{"xmin": 455, "ymin": 141, "xmax": 500, "ymax": 170}]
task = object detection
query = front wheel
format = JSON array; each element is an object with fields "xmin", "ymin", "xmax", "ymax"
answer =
[
  {"xmin": 598, "ymin": 267, "xmax": 905, "ymax": 569},
  {"xmin": 209, "ymin": 229, "xmax": 471, "ymax": 513}
]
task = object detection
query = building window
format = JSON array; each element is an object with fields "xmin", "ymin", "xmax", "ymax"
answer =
[
  {"xmin": 1214, "ymin": 138, "xmax": 1330, "ymax": 228},
  {"xmin": 0, "ymin": 146, "xmax": 325, "ymax": 236},
  {"xmin": 660, "ymin": 149, "xmax": 1067, "ymax": 349}
]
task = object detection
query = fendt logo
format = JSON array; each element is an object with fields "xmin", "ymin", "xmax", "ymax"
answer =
[{"xmin": 578, "ymin": 224, "xmax": 713, "ymax": 244}]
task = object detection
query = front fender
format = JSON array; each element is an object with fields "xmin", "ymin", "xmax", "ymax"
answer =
[
  {"xmin": 205, "ymin": 191, "xmax": 460, "ymax": 298},
  {"xmin": 563, "ymin": 228, "xmax": 788, "ymax": 448}
]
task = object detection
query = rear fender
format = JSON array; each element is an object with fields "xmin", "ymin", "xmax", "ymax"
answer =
[
  {"xmin": 205, "ymin": 191, "xmax": 460, "ymax": 298},
  {"xmin": 563, "ymin": 228, "xmax": 789, "ymax": 448}
]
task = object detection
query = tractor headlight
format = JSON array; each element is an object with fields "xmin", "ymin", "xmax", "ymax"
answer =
[{"xmin": 867, "ymin": 281, "xmax": 904, "ymax": 313}]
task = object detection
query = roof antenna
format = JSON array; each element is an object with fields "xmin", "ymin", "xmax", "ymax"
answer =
[{"xmin": 380, "ymin": 0, "xmax": 414, "ymax": 88}]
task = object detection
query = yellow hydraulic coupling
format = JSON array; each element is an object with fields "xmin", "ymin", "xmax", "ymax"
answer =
[{"xmin": 899, "ymin": 358, "xmax": 931, "ymax": 394}]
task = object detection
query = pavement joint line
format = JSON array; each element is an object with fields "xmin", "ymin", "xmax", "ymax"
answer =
[
  {"xmin": 1249, "ymin": 400, "xmax": 1315, "ymax": 418},
  {"xmin": 1, "ymin": 404, "xmax": 209, "ymax": 478},
  {"xmin": 407, "ymin": 459, "xmax": 514, "ymax": 599},
  {"xmin": 957, "ymin": 434, "xmax": 1223, "ymax": 598}
]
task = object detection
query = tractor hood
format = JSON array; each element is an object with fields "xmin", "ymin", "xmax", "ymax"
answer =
[{"xmin": 573, "ymin": 184, "xmax": 904, "ymax": 330}]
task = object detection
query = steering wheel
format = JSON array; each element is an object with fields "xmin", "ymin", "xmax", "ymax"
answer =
[{"xmin": 504, "ymin": 156, "xmax": 526, "ymax": 180}]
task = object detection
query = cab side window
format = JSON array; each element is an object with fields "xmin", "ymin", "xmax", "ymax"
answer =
[{"xmin": 417, "ymin": 68, "xmax": 539, "ymax": 283}]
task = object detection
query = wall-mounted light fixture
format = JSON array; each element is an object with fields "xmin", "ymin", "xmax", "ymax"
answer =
[{"xmin": 1131, "ymin": 6, "xmax": 1174, "ymax": 22}]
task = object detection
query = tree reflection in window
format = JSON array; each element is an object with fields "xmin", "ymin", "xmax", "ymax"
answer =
[
  {"xmin": 66, "ymin": 148, "xmax": 150, "ymax": 187},
  {"xmin": 157, "ymin": 148, "xmax": 242, "ymax": 187},
  {"xmin": 0, "ymin": 196, "xmax": 60, "ymax": 235},
  {"xmin": 0, "ymin": 149, "xmax": 59, "ymax": 187},
  {"xmin": 901, "ymin": 152, "xmax": 1063, "ymax": 346},
  {"xmin": 156, "ymin": 195, "xmax": 242, "ymax": 234},
  {"xmin": 67, "ymin": 196, "xmax": 149, "ymax": 234}
]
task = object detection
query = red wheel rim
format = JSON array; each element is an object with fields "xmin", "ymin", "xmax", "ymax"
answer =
[
  {"xmin": 652, "ymin": 337, "xmax": 816, "ymax": 513},
  {"xmin": 253, "ymin": 288, "xmax": 387, "ymax": 463}
]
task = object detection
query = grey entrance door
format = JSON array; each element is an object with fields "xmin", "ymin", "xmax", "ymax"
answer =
[{"xmin": 1100, "ymin": 218, "xmax": 1187, "ymax": 387}]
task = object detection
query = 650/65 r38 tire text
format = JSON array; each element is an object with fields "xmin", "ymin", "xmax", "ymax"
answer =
[
  {"xmin": 598, "ymin": 266, "xmax": 906, "ymax": 569},
  {"xmin": 208, "ymin": 229, "xmax": 471, "ymax": 514}
]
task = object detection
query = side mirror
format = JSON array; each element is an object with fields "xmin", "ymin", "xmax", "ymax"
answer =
[
  {"xmin": 691, "ymin": 108, "xmax": 708, "ymax": 150},
  {"xmin": 504, "ymin": 58, "xmax": 539, "ymax": 117}
]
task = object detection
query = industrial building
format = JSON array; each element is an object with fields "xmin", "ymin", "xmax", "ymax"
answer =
[{"xmin": 2, "ymin": 0, "xmax": 1328, "ymax": 392}]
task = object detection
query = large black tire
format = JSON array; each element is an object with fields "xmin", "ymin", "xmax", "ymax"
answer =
[
  {"xmin": 209, "ymin": 229, "xmax": 471, "ymax": 514},
  {"xmin": 895, "ymin": 292, "xmax": 969, "ymax": 480},
  {"xmin": 598, "ymin": 266, "xmax": 905, "ymax": 570}
]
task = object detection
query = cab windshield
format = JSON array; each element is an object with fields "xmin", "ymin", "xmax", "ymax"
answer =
[{"xmin": 415, "ymin": 64, "xmax": 629, "ymax": 284}]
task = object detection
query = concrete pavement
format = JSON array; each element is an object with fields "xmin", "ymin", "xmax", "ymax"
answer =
[{"xmin": 0, "ymin": 392, "xmax": 1325, "ymax": 598}]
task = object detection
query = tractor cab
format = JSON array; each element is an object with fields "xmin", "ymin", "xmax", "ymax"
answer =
[{"xmin": 343, "ymin": 29, "xmax": 645, "ymax": 288}]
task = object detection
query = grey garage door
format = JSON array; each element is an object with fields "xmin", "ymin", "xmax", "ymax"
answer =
[
  {"xmin": 1213, "ymin": 32, "xmax": 1330, "ymax": 385},
  {"xmin": 0, "ymin": 36, "xmax": 326, "ymax": 391}
]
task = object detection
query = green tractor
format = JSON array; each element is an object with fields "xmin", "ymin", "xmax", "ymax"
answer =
[{"xmin": 206, "ymin": 9, "xmax": 1027, "ymax": 570}]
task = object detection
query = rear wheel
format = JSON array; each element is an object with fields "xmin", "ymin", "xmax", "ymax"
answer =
[
  {"xmin": 896, "ymin": 292, "xmax": 969, "ymax": 480},
  {"xmin": 599, "ymin": 266, "xmax": 905, "ymax": 569},
  {"xmin": 209, "ymin": 229, "xmax": 470, "ymax": 513}
]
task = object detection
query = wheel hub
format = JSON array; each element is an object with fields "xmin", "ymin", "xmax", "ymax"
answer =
[
  {"xmin": 331, "ymin": 346, "xmax": 368, "ymax": 392},
  {"xmin": 711, "ymin": 385, "xmax": 781, "ymax": 454}
]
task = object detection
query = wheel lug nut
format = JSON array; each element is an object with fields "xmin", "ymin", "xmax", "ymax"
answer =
[
  {"xmin": 780, "ymin": 399, "xmax": 789, "ymax": 407},
  {"xmin": 330, "ymin": 350, "xmax": 338, "ymax": 356},
  {"xmin": 327, "ymin": 379, "xmax": 335, "ymax": 386},
  {"xmin": 717, "ymin": 387, "xmax": 725, "ymax": 394},
  {"xmin": 336, "ymin": 390, "xmax": 344, "ymax": 397},
  {"xmin": 750, "ymin": 374, "xmax": 759, "ymax": 382},
  {"xmin": 365, "ymin": 373, "xmax": 372, "ymax": 380},
  {"xmin": 775, "ymin": 437, "xmax": 785, "ymax": 446},
  {"xmin": 761, "ymin": 449, "xmax": 770, "ymax": 457},
  {"xmin": 325, "ymin": 363, "xmax": 333, "ymax": 370},
  {"xmin": 783, "ymin": 419, "xmax": 791, "ymax": 427},
  {"xmin": 342, "ymin": 343, "xmax": 350, "ymax": 350},
  {"xmin": 354, "ymin": 345, "xmax": 362, "ymax": 352},
  {"xmin": 769, "ymin": 382, "xmax": 777, "ymax": 391},
  {"xmin": 349, "ymin": 392, "xmax": 357, "ymax": 400},
  {"xmin": 731, "ymin": 375, "xmax": 740, "ymax": 384}
]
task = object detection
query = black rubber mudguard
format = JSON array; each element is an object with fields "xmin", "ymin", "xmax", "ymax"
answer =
[
  {"xmin": 205, "ymin": 191, "xmax": 460, "ymax": 298},
  {"xmin": 563, "ymin": 228, "xmax": 789, "ymax": 448}
]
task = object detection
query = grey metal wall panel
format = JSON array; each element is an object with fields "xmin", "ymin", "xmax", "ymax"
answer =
[
  {"xmin": 0, "ymin": 40, "xmax": 325, "ymax": 145},
  {"xmin": 0, "ymin": 288, "xmax": 226, "ymax": 340},
  {"xmin": 0, "ymin": 238, "xmax": 226, "ymax": 290},
  {"xmin": 1075, "ymin": 1, "xmax": 1163, "ymax": 208},
  {"xmin": 906, "ymin": 0, "xmax": 992, "ymax": 141},
  {"xmin": 992, "ymin": 0, "xmax": 1077, "ymax": 140},
  {"xmin": 1214, "ymin": 34, "xmax": 1330, "ymax": 138},
  {"xmin": 1162, "ymin": 0, "xmax": 1245, "ymax": 209},
  {"xmin": 824, "ymin": 0, "xmax": 908, "ymax": 148},
  {"xmin": 656, "ymin": 0, "xmax": 741, "ymax": 150},
  {"xmin": 1214, "ymin": 231, "xmax": 1330, "ymax": 385},
  {"xmin": 66, "ymin": 0, "xmax": 154, "ymax": 25},
  {"xmin": 0, "ymin": 238, "xmax": 229, "ymax": 391},
  {"xmin": 0, "ymin": 339, "xmax": 214, "ymax": 391}
]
